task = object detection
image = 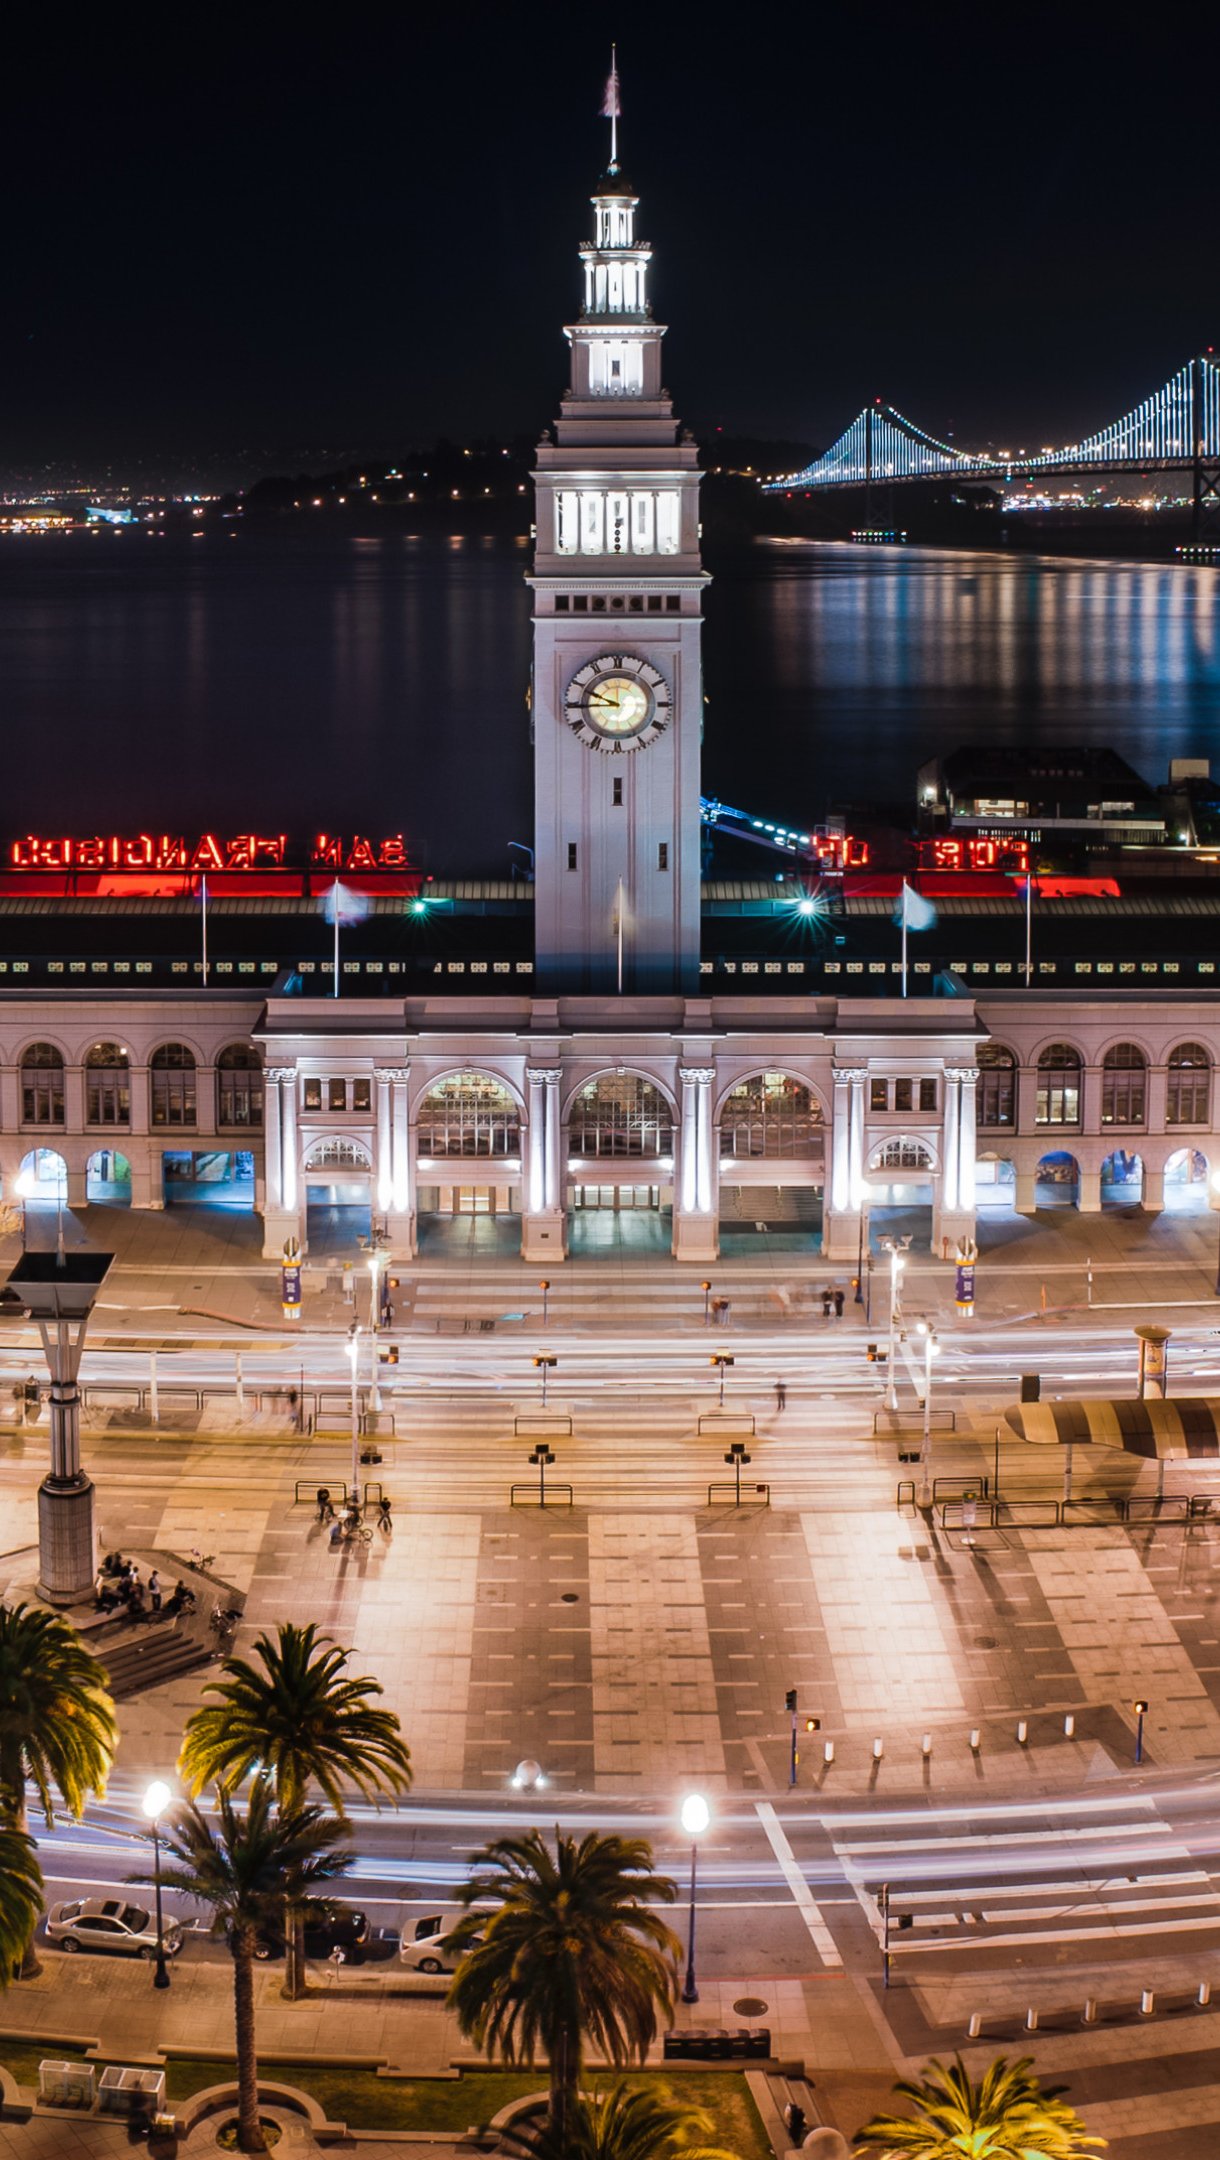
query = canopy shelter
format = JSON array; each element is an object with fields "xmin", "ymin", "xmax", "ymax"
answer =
[{"xmin": 1003, "ymin": 1398, "xmax": 1220, "ymax": 1460}]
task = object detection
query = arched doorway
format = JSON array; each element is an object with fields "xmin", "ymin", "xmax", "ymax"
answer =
[
  {"xmin": 1035, "ymin": 1151, "xmax": 1079, "ymax": 1207},
  {"xmin": 303, "ymin": 1136, "xmax": 373, "ymax": 1252},
  {"xmin": 17, "ymin": 1147, "xmax": 67, "ymax": 1205},
  {"xmin": 718, "ymin": 1072, "xmax": 824, "ymax": 1253},
  {"xmin": 567, "ymin": 1074, "xmax": 674, "ymax": 1257},
  {"xmin": 1164, "ymin": 1146, "xmax": 1210, "ymax": 1214},
  {"xmin": 414, "ymin": 1072, "xmax": 522, "ymax": 1257},
  {"xmin": 87, "ymin": 1149, "xmax": 132, "ymax": 1206},
  {"xmin": 1101, "ymin": 1149, "xmax": 1144, "ymax": 1206},
  {"xmin": 867, "ymin": 1137, "xmax": 935, "ymax": 1251}
]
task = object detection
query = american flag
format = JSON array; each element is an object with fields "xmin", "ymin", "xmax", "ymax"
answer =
[{"xmin": 601, "ymin": 54, "xmax": 620, "ymax": 119}]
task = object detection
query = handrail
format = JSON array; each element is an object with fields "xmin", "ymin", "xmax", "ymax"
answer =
[
  {"xmin": 707, "ymin": 1480, "xmax": 771, "ymax": 1506},
  {"xmin": 509, "ymin": 1481, "xmax": 574, "ymax": 1510}
]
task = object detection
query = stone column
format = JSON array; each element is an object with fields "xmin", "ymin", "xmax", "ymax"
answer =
[
  {"xmin": 1078, "ymin": 1163, "xmax": 1102, "ymax": 1213},
  {"xmin": 934, "ymin": 1069, "xmax": 979, "ymax": 1252},
  {"xmin": 1014, "ymin": 1161, "xmax": 1038, "ymax": 1213},
  {"xmin": 1143, "ymin": 1163, "xmax": 1165, "ymax": 1213},
  {"xmin": 260, "ymin": 1068, "xmax": 302, "ymax": 1257},
  {"xmin": 375, "ymin": 1071, "xmax": 393, "ymax": 1218},
  {"xmin": 378, "ymin": 1068, "xmax": 413, "ymax": 1252},
  {"xmin": 958, "ymin": 1069, "xmax": 977, "ymax": 1212},
  {"xmin": 522, "ymin": 1067, "xmax": 565, "ymax": 1261},
  {"xmin": 673, "ymin": 1067, "xmax": 717, "ymax": 1262},
  {"xmin": 825, "ymin": 1067, "xmax": 867, "ymax": 1260},
  {"xmin": 65, "ymin": 1166, "xmax": 88, "ymax": 1209},
  {"xmin": 941, "ymin": 1071, "xmax": 961, "ymax": 1215}
]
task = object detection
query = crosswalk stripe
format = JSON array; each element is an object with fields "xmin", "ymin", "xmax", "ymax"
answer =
[{"xmin": 754, "ymin": 1802, "xmax": 842, "ymax": 1967}]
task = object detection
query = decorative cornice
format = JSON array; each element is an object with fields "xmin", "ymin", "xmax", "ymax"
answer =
[
  {"xmin": 525, "ymin": 1066, "xmax": 562, "ymax": 1086},
  {"xmin": 374, "ymin": 1067, "xmax": 410, "ymax": 1083},
  {"xmin": 679, "ymin": 1066, "xmax": 716, "ymax": 1085},
  {"xmin": 835, "ymin": 1066, "xmax": 869, "ymax": 1085},
  {"xmin": 265, "ymin": 1066, "xmax": 296, "ymax": 1084}
]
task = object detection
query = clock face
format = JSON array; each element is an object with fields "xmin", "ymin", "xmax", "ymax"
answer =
[{"xmin": 564, "ymin": 653, "xmax": 672, "ymax": 753}]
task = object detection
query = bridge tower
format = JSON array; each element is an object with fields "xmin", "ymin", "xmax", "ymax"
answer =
[{"xmin": 529, "ymin": 129, "xmax": 709, "ymax": 994}]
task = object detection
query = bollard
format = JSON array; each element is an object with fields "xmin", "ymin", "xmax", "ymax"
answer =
[
  {"xmin": 967, "ymin": 2011, "xmax": 983, "ymax": 2038},
  {"xmin": 873, "ymin": 1737, "xmax": 884, "ymax": 1760},
  {"xmin": 1140, "ymin": 1989, "xmax": 1156, "ymax": 2016},
  {"xmin": 921, "ymin": 1733, "xmax": 933, "ymax": 1756},
  {"xmin": 1016, "ymin": 1719, "xmax": 1028, "ymax": 1745},
  {"xmin": 1198, "ymin": 1980, "xmax": 1211, "ymax": 2008},
  {"xmin": 1082, "ymin": 1998, "xmax": 1098, "ymax": 2025},
  {"xmin": 1025, "ymin": 2007, "xmax": 1038, "ymax": 2032},
  {"xmin": 1064, "ymin": 1714, "xmax": 1076, "ymax": 1738},
  {"xmin": 969, "ymin": 1729, "xmax": 981, "ymax": 1751},
  {"xmin": 823, "ymin": 1739, "xmax": 835, "ymax": 1765}
]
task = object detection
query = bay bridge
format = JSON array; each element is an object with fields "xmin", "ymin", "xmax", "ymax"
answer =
[{"xmin": 767, "ymin": 352, "xmax": 1220, "ymax": 537}]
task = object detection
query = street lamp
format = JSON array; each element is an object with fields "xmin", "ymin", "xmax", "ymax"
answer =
[
  {"xmin": 345, "ymin": 1323, "xmax": 361, "ymax": 1506},
  {"xmin": 539, "ymin": 1279, "xmax": 550, "ymax": 1326},
  {"xmin": 710, "ymin": 1354, "xmax": 734, "ymax": 1409},
  {"xmin": 142, "ymin": 1780, "xmax": 173, "ymax": 1990},
  {"xmin": 533, "ymin": 1353, "xmax": 557, "ymax": 1408},
  {"xmin": 679, "ymin": 1793, "xmax": 710, "ymax": 2003},
  {"xmin": 701, "ymin": 1280, "xmax": 713, "ymax": 1326},
  {"xmin": 367, "ymin": 1252, "xmax": 384, "ymax": 1415},
  {"xmin": 914, "ymin": 1318, "xmax": 940, "ymax": 1510},
  {"xmin": 878, "ymin": 1235, "xmax": 911, "ymax": 1412}
]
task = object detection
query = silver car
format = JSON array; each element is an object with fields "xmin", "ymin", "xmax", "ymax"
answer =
[
  {"xmin": 46, "ymin": 1897, "xmax": 183, "ymax": 1959},
  {"xmin": 399, "ymin": 1912, "xmax": 474, "ymax": 1973}
]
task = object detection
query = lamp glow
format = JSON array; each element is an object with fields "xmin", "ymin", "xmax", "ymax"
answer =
[
  {"xmin": 681, "ymin": 1793, "xmax": 710, "ymax": 1836},
  {"xmin": 143, "ymin": 1780, "xmax": 171, "ymax": 1820}
]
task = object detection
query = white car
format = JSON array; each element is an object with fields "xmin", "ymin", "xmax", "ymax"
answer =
[
  {"xmin": 46, "ymin": 1897, "xmax": 183, "ymax": 1959},
  {"xmin": 399, "ymin": 1912, "xmax": 475, "ymax": 1973}
]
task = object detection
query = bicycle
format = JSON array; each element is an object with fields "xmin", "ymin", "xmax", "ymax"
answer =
[{"xmin": 189, "ymin": 1548, "xmax": 216, "ymax": 1572}]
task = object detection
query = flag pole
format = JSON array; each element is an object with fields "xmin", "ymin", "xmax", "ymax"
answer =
[
  {"xmin": 201, "ymin": 873, "xmax": 209, "ymax": 988},
  {"xmin": 901, "ymin": 887, "xmax": 909, "ymax": 999},
  {"xmin": 333, "ymin": 887, "xmax": 340, "ymax": 999},
  {"xmin": 1024, "ymin": 871, "xmax": 1033, "ymax": 986},
  {"xmin": 610, "ymin": 43, "xmax": 618, "ymax": 166}
]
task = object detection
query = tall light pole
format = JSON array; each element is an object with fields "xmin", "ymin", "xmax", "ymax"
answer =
[
  {"xmin": 878, "ymin": 1235, "xmax": 911, "ymax": 1412},
  {"xmin": 142, "ymin": 1780, "xmax": 173, "ymax": 1990},
  {"xmin": 367, "ymin": 1252, "xmax": 384, "ymax": 1415},
  {"xmin": 680, "ymin": 1793, "xmax": 710, "ymax": 2003},
  {"xmin": 346, "ymin": 1323, "xmax": 361, "ymax": 1503},
  {"xmin": 914, "ymin": 1318, "xmax": 939, "ymax": 1510},
  {"xmin": 533, "ymin": 1353, "xmax": 557, "ymax": 1408},
  {"xmin": 7, "ymin": 1250, "xmax": 113, "ymax": 1604}
]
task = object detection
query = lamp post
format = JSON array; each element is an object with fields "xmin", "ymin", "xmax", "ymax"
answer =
[
  {"xmin": 367, "ymin": 1252, "xmax": 384, "ymax": 1415},
  {"xmin": 142, "ymin": 1780, "xmax": 173, "ymax": 1990},
  {"xmin": 701, "ymin": 1280, "xmax": 712, "ymax": 1326},
  {"xmin": 710, "ymin": 1354, "xmax": 734, "ymax": 1409},
  {"xmin": 914, "ymin": 1318, "xmax": 939, "ymax": 1511},
  {"xmin": 1133, "ymin": 1698, "xmax": 1148, "ymax": 1764},
  {"xmin": 539, "ymin": 1279, "xmax": 550, "ymax": 1326},
  {"xmin": 7, "ymin": 1249, "xmax": 113, "ymax": 1604},
  {"xmin": 533, "ymin": 1353, "xmax": 557, "ymax": 1409},
  {"xmin": 345, "ymin": 1324, "xmax": 360, "ymax": 1505},
  {"xmin": 680, "ymin": 1793, "xmax": 709, "ymax": 2003},
  {"xmin": 528, "ymin": 1442, "xmax": 555, "ymax": 1507},
  {"xmin": 878, "ymin": 1235, "xmax": 911, "ymax": 1412}
]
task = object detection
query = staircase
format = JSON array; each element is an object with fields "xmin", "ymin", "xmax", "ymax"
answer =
[{"xmin": 94, "ymin": 1613, "xmax": 216, "ymax": 1699}]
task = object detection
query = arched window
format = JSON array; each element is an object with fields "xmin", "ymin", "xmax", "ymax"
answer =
[
  {"xmin": 1035, "ymin": 1043, "xmax": 1081, "ymax": 1127},
  {"xmin": 21, "ymin": 1043, "xmax": 64, "ymax": 1126},
  {"xmin": 874, "ymin": 1137, "xmax": 933, "ymax": 1172},
  {"xmin": 216, "ymin": 1044, "xmax": 263, "ymax": 1129},
  {"xmin": 720, "ymin": 1073, "xmax": 822, "ymax": 1158},
  {"xmin": 416, "ymin": 1073, "xmax": 520, "ymax": 1157},
  {"xmin": 1101, "ymin": 1042, "xmax": 1146, "ymax": 1126},
  {"xmin": 976, "ymin": 1044, "xmax": 1016, "ymax": 1129},
  {"xmin": 1167, "ymin": 1043, "xmax": 1210, "ymax": 1128},
  {"xmin": 85, "ymin": 1042, "xmax": 130, "ymax": 1127},
  {"xmin": 303, "ymin": 1137, "xmax": 371, "ymax": 1172},
  {"xmin": 150, "ymin": 1042, "xmax": 197, "ymax": 1128},
  {"xmin": 570, "ymin": 1075, "xmax": 673, "ymax": 1158}
]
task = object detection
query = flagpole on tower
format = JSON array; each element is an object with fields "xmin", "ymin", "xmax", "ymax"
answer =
[
  {"xmin": 603, "ymin": 45, "xmax": 620, "ymax": 169},
  {"xmin": 333, "ymin": 889, "xmax": 341, "ymax": 999}
]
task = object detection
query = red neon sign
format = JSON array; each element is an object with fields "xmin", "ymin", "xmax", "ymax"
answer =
[
  {"xmin": 8, "ymin": 832, "xmax": 412, "ymax": 874},
  {"xmin": 807, "ymin": 832, "xmax": 869, "ymax": 870},
  {"xmin": 921, "ymin": 836, "xmax": 1030, "ymax": 874}
]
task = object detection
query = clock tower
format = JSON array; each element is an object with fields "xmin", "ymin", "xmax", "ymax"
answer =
[{"xmin": 529, "ymin": 137, "xmax": 708, "ymax": 994}]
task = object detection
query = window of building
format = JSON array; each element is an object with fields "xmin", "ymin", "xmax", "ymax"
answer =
[
  {"xmin": 919, "ymin": 1077, "xmax": 938, "ymax": 1112},
  {"xmin": 85, "ymin": 1042, "xmax": 130, "ymax": 1127},
  {"xmin": 720, "ymin": 1073, "xmax": 822, "ymax": 1159},
  {"xmin": 328, "ymin": 1078, "xmax": 348, "ymax": 1112},
  {"xmin": 870, "ymin": 1078, "xmax": 888, "ymax": 1110},
  {"xmin": 21, "ymin": 1042, "xmax": 64, "ymax": 1126},
  {"xmin": 612, "ymin": 778, "xmax": 623, "ymax": 806},
  {"xmin": 1035, "ymin": 1043, "xmax": 1082, "ymax": 1126},
  {"xmin": 1101, "ymin": 1042, "xmax": 1147, "ymax": 1126},
  {"xmin": 657, "ymin": 842, "xmax": 668, "ymax": 871},
  {"xmin": 150, "ymin": 1043, "xmax": 197, "ymax": 1128},
  {"xmin": 894, "ymin": 1078, "xmax": 913, "ymax": 1111},
  {"xmin": 216, "ymin": 1045, "xmax": 263, "ymax": 1129},
  {"xmin": 416, "ymin": 1073, "xmax": 520, "ymax": 1157},
  {"xmin": 976, "ymin": 1043, "xmax": 1016, "ymax": 1128},
  {"xmin": 353, "ymin": 1078, "xmax": 371, "ymax": 1112},
  {"xmin": 555, "ymin": 487, "xmax": 680, "ymax": 557},
  {"xmin": 875, "ymin": 1137, "xmax": 933, "ymax": 1171},
  {"xmin": 568, "ymin": 843, "xmax": 578, "ymax": 870},
  {"xmin": 571, "ymin": 1074, "xmax": 673, "ymax": 1158},
  {"xmin": 1167, "ymin": 1042, "xmax": 1210, "ymax": 1127},
  {"xmin": 302, "ymin": 1077, "xmax": 322, "ymax": 1110}
]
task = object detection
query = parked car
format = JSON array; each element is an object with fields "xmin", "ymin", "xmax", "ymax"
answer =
[
  {"xmin": 399, "ymin": 1912, "xmax": 477, "ymax": 1973},
  {"xmin": 46, "ymin": 1897, "xmax": 183, "ymax": 1959},
  {"xmin": 251, "ymin": 1902, "xmax": 371, "ymax": 1963}
]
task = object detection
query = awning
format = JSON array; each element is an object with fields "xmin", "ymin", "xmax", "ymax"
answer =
[{"xmin": 1003, "ymin": 1398, "xmax": 1220, "ymax": 1460}]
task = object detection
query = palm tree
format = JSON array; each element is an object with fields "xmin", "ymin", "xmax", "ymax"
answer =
[
  {"xmin": 178, "ymin": 1621, "xmax": 411, "ymax": 1996},
  {"xmin": 447, "ymin": 1827, "xmax": 681, "ymax": 2145},
  {"xmin": 854, "ymin": 2055, "xmax": 1106, "ymax": 2157},
  {"xmin": 131, "ymin": 1780, "xmax": 353, "ymax": 2156},
  {"xmin": 0, "ymin": 1603, "xmax": 118, "ymax": 1974},
  {"xmin": 499, "ymin": 2082, "xmax": 740, "ymax": 2160},
  {"xmin": 0, "ymin": 1826, "xmax": 44, "ymax": 1986}
]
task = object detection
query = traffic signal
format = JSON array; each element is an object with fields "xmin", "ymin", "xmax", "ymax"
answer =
[
  {"xmin": 378, "ymin": 1344, "xmax": 399, "ymax": 1365},
  {"xmin": 805, "ymin": 1716, "xmax": 821, "ymax": 1733},
  {"xmin": 785, "ymin": 1689, "xmax": 797, "ymax": 1714}
]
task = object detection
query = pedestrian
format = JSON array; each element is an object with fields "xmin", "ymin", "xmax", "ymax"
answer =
[
  {"xmin": 775, "ymin": 1379, "xmax": 787, "ymax": 1412},
  {"xmin": 148, "ymin": 1569, "xmax": 162, "ymax": 1614},
  {"xmin": 329, "ymin": 1519, "xmax": 342, "ymax": 1549},
  {"xmin": 288, "ymin": 1387, "xmax": 300, "ymax": 1429},
  {"xmin": 316, "ymin": 1486, "xmax": 335, "ymax": 1523},
  {"xmin": 833, "ymin": 1287, "xmax": 845, "ymax": 1319},
  {"xmin": 377, "ymin": 1494, "xmax": 393, "ymax": 1533},
  {"xmin": 784, "ymin": 2100, "xmax": 806, "ymax": 2147},
  {"xmin": 821, "ymin": 1287, "xmax": 833, "ymax": 1319}
]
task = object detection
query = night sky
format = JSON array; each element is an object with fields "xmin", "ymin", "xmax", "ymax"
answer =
[{"xmin": 4, "ymin": 2, "xmax": 1214, "ymax": 482}]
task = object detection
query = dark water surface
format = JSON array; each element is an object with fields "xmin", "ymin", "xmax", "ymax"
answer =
[{"xmin": 2, "ymin": 527, "xmax": 1219, "ymax": 873}]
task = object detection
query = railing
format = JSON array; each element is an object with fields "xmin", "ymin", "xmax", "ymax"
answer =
[
  {"xmin": 875, "ymin": 1407, "xmax": 957, "ymax": 1434},
  {"xmin": 509, "ymin": 1481, "xmax": 574, "ymax": 1509},
  {"xmin": 925, "ymin": 1490, "xmax": 1202, "ymax": 1533},
  {"xmin": 707, "ymin": 1480, "xmax": 771, "ymax": 1507}
]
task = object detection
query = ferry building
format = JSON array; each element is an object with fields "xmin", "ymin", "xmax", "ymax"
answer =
[{"xmin": 3, "ymin": 152, "xmax": 1220, "ymax": 1266}]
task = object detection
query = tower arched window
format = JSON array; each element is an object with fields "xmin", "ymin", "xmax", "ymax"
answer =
[
  {"xmin": 21, "ymin": 1043, "xmax": 64, "ymax": 1127},
  {"xmin": 217, "ymin": 1045, "xmax": 263, "ymax": 1130},
  {"xmin": 150, "ymin": 1043, "xmax": 197, "ymax": 1128},
  {"xmin": 1167, "ymin": 1043, "xmax": 1210, "ymax": 1128},
  {"xmin": 720, "ymin": 1074, "xmax": 822, "ymax": 1158},
  {"xmin": 85, "ymin": 1042, "xmax": 130, "ymax": 1127},
  {"xmin": 570, "ymin": 1076, "xmax": 672, "ymax": 1158},
  {"xmin": 976, "ymin": 1044, "xmax": 1016, "ymax": 1129},
  {"xmin": 1101, "ymin": 1042, "xmax": 1147, "ymax": 1126},
  {"xmin": 1035, "ymin": 1044, "xmax": 1081, "ymax": 1127},
  {"xmin": 416, "ymin": 1074, "xmax": 520, "ymax": 1158}
]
